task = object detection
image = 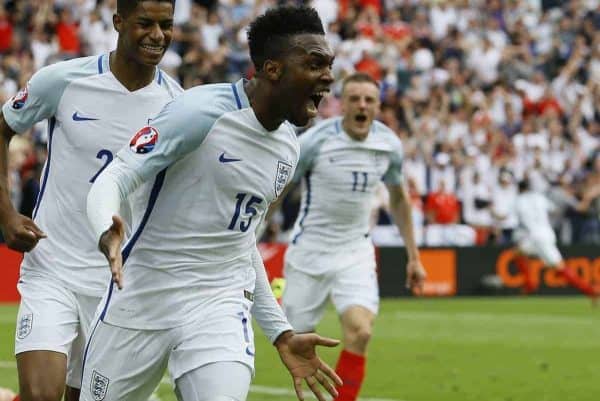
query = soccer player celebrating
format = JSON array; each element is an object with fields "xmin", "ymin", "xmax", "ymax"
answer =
[
  {"xmin": 513, "ymin": 179, "xmax": 599, "ymax": 299},
  {"xmin": 0, "ymin": 1, "xmax": 181, "ymax": 401},
  {"xmin": 82, "ymin": 6, "xmax": 340, "ymax": 401},
  {"xmin": 281, "ymin": 73, "xmax": 426, "ymax": 401}
]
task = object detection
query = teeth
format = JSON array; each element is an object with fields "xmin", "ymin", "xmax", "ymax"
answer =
[{"xmin": 141, "ymin": 45, "xmax": 163, "ymax": 50}]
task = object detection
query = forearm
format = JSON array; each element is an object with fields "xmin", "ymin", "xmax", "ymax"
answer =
[
  {"xmin": 87, "ymin": 158, "xmax": 143, "ymax": 241},
  {"xmin": 0, "ymin": 115, "xmax": 17, "ymax": 223},
  {"xmin": 250, "ymin": 246, "xmax": 293, "ymax": 344},
  {"xmin": 389, "ymin": 189, "xmax": 420, "ymax": 261}
]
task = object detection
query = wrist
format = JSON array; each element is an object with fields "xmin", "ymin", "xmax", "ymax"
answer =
[{"xmin": 273, "ymin": 330, "xmax": 294, "ymax": 349}]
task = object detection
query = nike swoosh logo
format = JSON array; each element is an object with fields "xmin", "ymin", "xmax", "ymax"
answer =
[
  {"xmin": 245, "ymin": 346, "xmax": 255, "ymax": 356},
  {"xmin": 219, "ymin": 152, "xmax": 242, "ymax": 163},
  {"xmin": 72, "ymin": 112, "xmax": 99, "ymax": 121}
]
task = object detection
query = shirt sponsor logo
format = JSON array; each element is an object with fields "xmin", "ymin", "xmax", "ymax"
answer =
[
  {"xmin": 11, "ymin": 86, "xmax": 28, "ymax": 110},
  {"xmin": 275, "ymin": 160, "xmax": 292, "ymax": 197},
  {"xmin": 129, "ymin": 126, "xmax": 159, "ymax": 154}
]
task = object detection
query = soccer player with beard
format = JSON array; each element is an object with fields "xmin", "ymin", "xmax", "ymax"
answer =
[
  {"xmin": 82, "ymin": 6, "xmax": 341, "ymax": 401},
  {"xmin": 282, "ymin": 73, "xmax": 426, "ymax": 401},
  {"xmin": 0, "ymin": 1, "xmax": 181, "ymax": 400}
]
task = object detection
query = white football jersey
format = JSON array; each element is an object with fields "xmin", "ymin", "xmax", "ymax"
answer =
[
  {"xmin": 288, "ymin": 117, "xmax": 403, "ymax": 254},
  {"xmin": 96, "ymin": 79, "xmax": 299, "ymax": 329},
  {"xmin": 2, "ymin": 54, "xmax": 182, "ymax": 296},
  {"xmin": 515, "ymin": 191, "xmax": 557, "ymax": 242}
]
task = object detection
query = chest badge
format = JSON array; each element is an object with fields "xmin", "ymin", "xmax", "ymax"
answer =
[{"xmin": 275, "ymin": 160, "xmax": 292, "ymax": 197}]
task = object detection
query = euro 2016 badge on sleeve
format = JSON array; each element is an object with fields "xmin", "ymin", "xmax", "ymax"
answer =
[
  {"xmin": 91, "ymin": 370, "xmax": 110, "ymax": 401},
  {"xmin": 275, "ymin": 161, "xmax": 292, "ymax": 198},
  {"xmin": 11, "ymin": 86, "xmax": 29, "ymax": 110},
  {"xmin": 129, "ymin": 126, "xmax": 159, "ymax": 154}
]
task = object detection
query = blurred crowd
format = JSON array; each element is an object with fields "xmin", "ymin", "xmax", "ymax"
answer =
[{"xmin": 1, "ymin": 0, "xmax": 599, "ymax": 246}]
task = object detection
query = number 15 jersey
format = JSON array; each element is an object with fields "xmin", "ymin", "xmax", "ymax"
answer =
[{"xmin": 1, "ymin": 54, "xmax": 182, "ymax": 296}]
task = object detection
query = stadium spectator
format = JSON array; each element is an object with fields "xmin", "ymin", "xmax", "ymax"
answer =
[{"xmin": 1, "ymin": 0, "xmax": 599, "ymax": 247}]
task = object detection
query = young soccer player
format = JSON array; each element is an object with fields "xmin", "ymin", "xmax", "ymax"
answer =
[
  {"xmin": 282, "ymin": 73, "xmax": 426, "ymax": 401},
  {"xmin": 82, "ymin": 6, "xmax": 340, "ymax": 401},
  {"xmin": 513, "ymin": 179, "xmax": 599, "ymax": 299},
  {"xmin": 0, "ymin": 2, "xmax": 181, "ymax": 400}
]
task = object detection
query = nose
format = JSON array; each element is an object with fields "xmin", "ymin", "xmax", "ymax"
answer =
[
  {"xmin": 322, "ymin": 66, "xmax": 334, "ymax": 85},
  {"xmin": 149, "ymin": 23, "xmax": 164, "ymax": 42}
]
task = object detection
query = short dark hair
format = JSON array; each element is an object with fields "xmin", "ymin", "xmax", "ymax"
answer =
[
  {"xmin": 247, "ymin": 6, "xmax": 325, "ymax": 71},
  {"xmin": 117, "ymin": 0, "xmax": 175, "ymax": 18},
  {"xmin": 342, "ymin": 73, "xmax": 380, "ymax": 93}
]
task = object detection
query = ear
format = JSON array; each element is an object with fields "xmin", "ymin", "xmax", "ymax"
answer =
[
  {"xmin": 263, "ymin": 59, "xmax": 283, "ymax": 81},
  {"xmin": 113, "ymin": 13, "xmax": 123, "ymax": 34}
]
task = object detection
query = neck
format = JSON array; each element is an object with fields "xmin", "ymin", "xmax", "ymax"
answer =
[
  {"xmin": 244, "ymin": 78, "xmax": 284, "ymax": 131},
  {"xmin": 110, "ymin": 50, "xmax": 156, "ymax": 91}
]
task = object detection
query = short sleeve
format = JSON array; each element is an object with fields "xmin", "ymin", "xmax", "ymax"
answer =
[
  {"xmin": 291, "ymin": 122, "xmax": 332, "ymax": 183},
  {"xmin": 1, "ymin": 63, "xmax": 70, "ymax": 133},
  {"xmin": 382, "ymin": 137, "xmax": 404, "ymax": 185},
  {"xmin": 116, "ymin": 87, "xmax": 223, "ymax": 181}
]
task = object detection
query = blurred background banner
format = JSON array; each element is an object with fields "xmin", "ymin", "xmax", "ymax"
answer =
[
  {"xmin": 0, "ymin": 245, "xmax": 21, "ymax": 302},
  {"xmin": 3, "ymin": 244, "xmax": 598, "ymax": 302}
]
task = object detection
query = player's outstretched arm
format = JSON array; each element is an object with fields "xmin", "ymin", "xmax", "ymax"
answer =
[
  {"xmin": 87, "ymin": 157, "xmax": 144, "ymax": 289},
  {"xmin": 387, "ymin": 183, "xmax": 426, "ymax": 293},
  {"xmin": 274, "ymin": 330, "xmax": 343, "ymax": 401},
  {"xmin": 0, "ymin": 112, "xmax": 46, "ymax": 252},
  {"xmin": 98, "ymin": 215, "xmax": 125, "ymax": 289}
]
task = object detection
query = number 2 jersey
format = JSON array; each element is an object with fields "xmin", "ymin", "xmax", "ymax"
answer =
[
  {"xmin": 88, "ymin": 79, "xmax": 299, "ymax": 329},
  {"xmin": 1, "ymin": 54, "xmax": 182, "ymax": 296},
  {"xmin": 287, "ymin": 117, "xmax": 404, "ymax": 272}
]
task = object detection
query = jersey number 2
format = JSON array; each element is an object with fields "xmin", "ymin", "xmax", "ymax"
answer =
[
  {"xmin": 89, "ymin": 149, "xmax": 114, "ymax": 183},
  {"xmin": 228, "ymin": 193, "xmax": 263, "ymax": 232}
]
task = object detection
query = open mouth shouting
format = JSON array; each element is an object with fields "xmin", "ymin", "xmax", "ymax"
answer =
[
  {"xmin": 354, "ymin": 113, "xmax": 368, "ymax": 123},
  {"xmin": 306, "ymin": 89, "xmax": 329, "ymax": 117}
]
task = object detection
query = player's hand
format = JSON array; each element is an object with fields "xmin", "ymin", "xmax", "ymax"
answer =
[
  {"xmin": 406, "ymin": 259, "xmax": 426, "ymax": 294},
  {"xmin": 98, "ymin": 215, "xmax": 125, "ymax": 289},
  {"xmin": 0, "ymin": 211, "xmax": 46, "ymax": 252},
  {"xmin": 275, "ymin": 331, "xmax": 343, "ymax": 401}
]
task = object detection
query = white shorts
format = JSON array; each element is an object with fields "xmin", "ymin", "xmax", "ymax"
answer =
[
  {"xmin": 80, "ymin": 298, "xmax": 255, "ymax": 401},
  {"xmin": 15, "ymin": 273, "xmax": 102, "ymax": 389},
  {"xmin": 282, "ymin": 248, "xmax": 379, "ymax": 333},
  {"xmin": 518, "ymin": 236, "xmax": 563, "ymax": 267}
]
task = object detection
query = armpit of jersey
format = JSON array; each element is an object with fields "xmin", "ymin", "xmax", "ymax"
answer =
[{"xmin": 1, "ymin": 55, "xmax": 101, "ymax": 133}]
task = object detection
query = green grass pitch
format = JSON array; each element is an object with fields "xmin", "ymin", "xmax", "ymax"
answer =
[{"xmin": 1, "ymin": 297, "xmax": 599, "ymax": 401}]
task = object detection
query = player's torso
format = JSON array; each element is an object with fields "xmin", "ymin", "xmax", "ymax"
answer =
[
  {"xmin": 25, "ymin": 70, "xmax": 178, "ymax": 294},
  {"xmin": 106, "ymin": 108, "xmax": 298, "ymax": 329},
  {"xmin": 126, "ymin": 108, "xmax": 299, "ymax": 269},
  {"xmin": 292, "ymin": 127, "xmax": 394, "ymax": 247},
  {"xmin": 516, "ymin": 193, "xmax": 555, "ymax": 241}
]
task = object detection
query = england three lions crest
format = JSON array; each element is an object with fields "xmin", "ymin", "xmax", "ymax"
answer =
[
  {"xmin": 17, "ymin": 313, "xmax": 33, "ymax": 339},
  {"xmin": 91, "ymin": 370, "xmax": 109, "ymax": 401},
  {"xmin": 275, "ymin": 161, "xmax": 292, "ymax": 198}
]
